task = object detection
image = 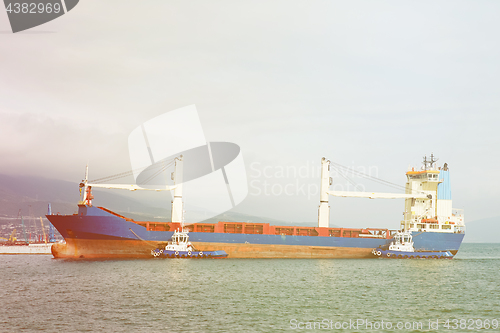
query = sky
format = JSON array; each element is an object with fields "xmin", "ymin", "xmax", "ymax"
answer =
[{"xmin": 1, "ymin": 0, "xmax": 499, "ymax": 227}]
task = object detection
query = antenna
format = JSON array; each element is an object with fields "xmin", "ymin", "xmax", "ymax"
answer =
[
  {"xmin": 429, "ymin": 153, "xmax": 438, "ymax": 169},
  {"xmin": 171, "ymin": 155, "xmax": 184, "ymax": 223},
  {"xmin": 423, "ymin": 154, "xmax": 439, "ymax": 170}
]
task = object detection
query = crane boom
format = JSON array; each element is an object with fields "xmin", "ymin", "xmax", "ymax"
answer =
[
  {"xmin": 87, "ymin": 183, "xmax": 176, "ymax": 191},
  {"xmin": 327, "ymin": 191, "xmax": 430, "ymax": 199}
]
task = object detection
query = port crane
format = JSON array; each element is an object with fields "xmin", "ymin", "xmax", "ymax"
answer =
[{"xmin": 0, "ymin": 229, "xmax": 17, "ymax": 244}]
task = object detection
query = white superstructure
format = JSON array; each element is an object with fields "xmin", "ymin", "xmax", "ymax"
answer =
[{"xmin": 402, "ymin": 155, "xmax": 464, "ymax": 233}]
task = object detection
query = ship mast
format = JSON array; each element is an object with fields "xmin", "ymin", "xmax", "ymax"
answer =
[
  {"xmin": 171, "ymin": 155, "xmax": 184, "ymax": 224},
  {"xmin": 318, "ymin": 157, "xmax": 331, "ymax": 228},
  {"xmin": 422, "ymin": 153, "xmax": 438, "ymax": 170},
  {"xmin": 79, "ymin": 164, "xmax": 93, "ymax": 206}
]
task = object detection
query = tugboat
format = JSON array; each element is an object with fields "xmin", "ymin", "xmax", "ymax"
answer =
[
  {"xmin": 151, "ymin": 228, "xmax": 228, "ymax": 259},
  {"xmin": 372, "ymin": 231, "xmax": 453, "ymax": 259}
]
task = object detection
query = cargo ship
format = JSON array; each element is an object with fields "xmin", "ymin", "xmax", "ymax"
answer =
[{"xmin": 47, "ymin": 155, "xmax": 465, "ymax": 259}]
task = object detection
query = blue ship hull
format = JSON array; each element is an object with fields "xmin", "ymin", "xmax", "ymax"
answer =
[{"xmin": 46, "ymin": 205, "xmax": 465, "ymax": 259}]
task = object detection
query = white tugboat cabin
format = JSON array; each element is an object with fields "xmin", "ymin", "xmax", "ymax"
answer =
[
  {"xmin": 388, "ymin": 231, "xmax": 414, "ymax": 252},
  {"xmin": 164, "ymin": 228, "xmax": 194, "ymax": 253}
]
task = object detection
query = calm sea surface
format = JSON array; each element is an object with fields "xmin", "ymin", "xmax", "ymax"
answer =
[{"xmin": 1, "ymin": 243, "xmax": 499, "ymax": 332}]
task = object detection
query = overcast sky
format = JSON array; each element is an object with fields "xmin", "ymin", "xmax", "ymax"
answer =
[{"xmin": 1, "ymin": 0, "xmax": 499, "ymax": 227}]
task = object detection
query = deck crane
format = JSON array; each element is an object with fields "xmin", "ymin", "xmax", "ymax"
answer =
[
  {"xmin": 79, "ymin": 156, "xmax": 183, "ymax": 223},
  {"xmin": 318, "ymin": 157, "xmax": 432, "ymax": 228}
]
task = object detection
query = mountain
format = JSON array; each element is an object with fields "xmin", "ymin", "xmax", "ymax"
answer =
[
  {"xmin": 463, "ymin": 216, "xmax": 500, "ymax": 243},
  {"xmin": 0, "ymin": 174, "xmax": 169, "ymax": 219},
  {"xmin": 0, "ymin": 173, "xmax": 303, "ymax": 226}
]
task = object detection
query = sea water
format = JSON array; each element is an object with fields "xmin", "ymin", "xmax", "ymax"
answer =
[{"xmin": 1, "ymin": 243, "xmax": 499, "ymax": 332}]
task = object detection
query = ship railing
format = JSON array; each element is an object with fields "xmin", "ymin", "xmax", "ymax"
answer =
[
  {"xmin": 415, "ymin": 208, "xmax": 433, "ymax": 222},
  {"xmin": 358, "ymin": 234, "xmax": 385, "ymax": 238}
]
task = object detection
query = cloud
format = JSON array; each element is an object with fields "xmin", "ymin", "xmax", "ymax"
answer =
[{"xmin": 0, "ymin": 111, "xmax": 129, "ymax": 181}]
